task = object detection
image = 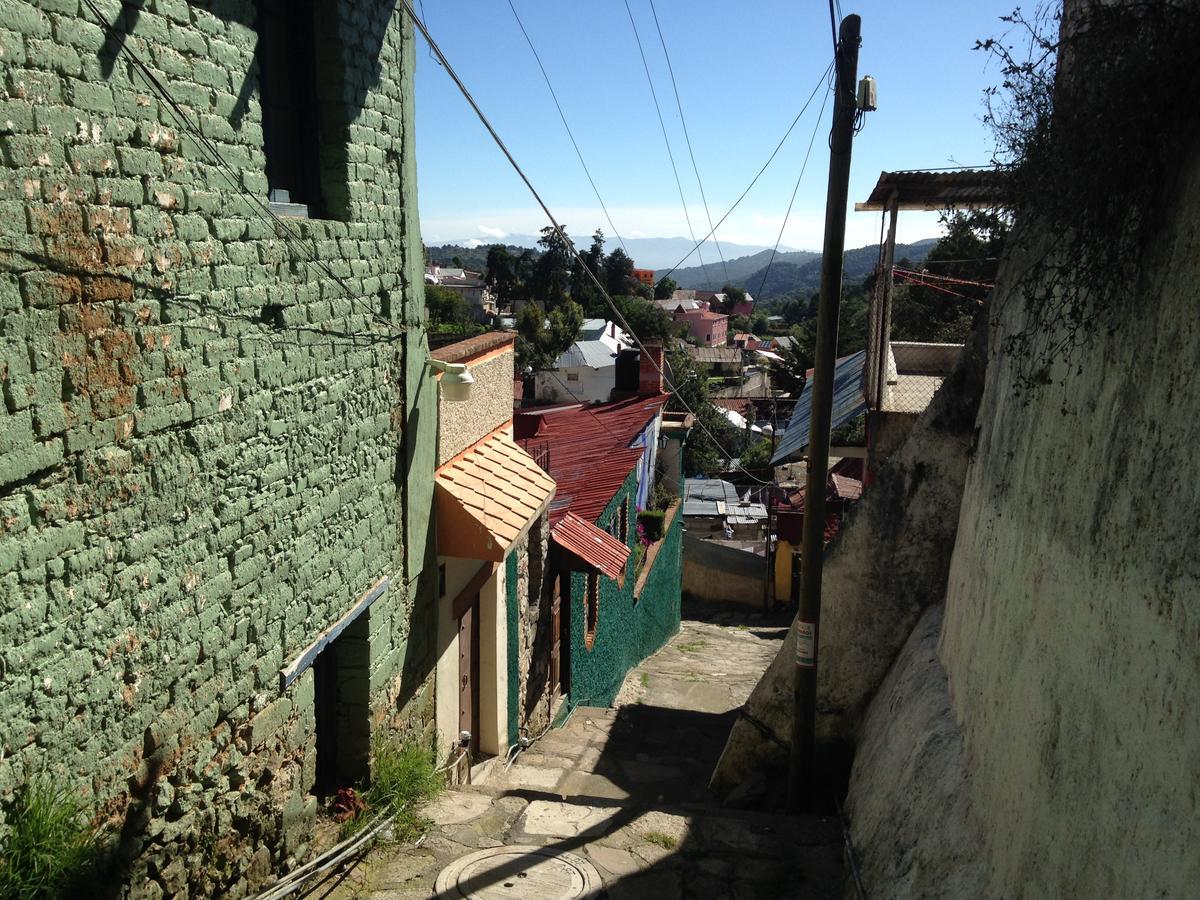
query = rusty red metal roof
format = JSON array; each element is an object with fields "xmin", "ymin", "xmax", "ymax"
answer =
[
  {"xmin": 515, "ymin": 394, "xmax": 667, "ymax": 524},
  {"xmin": 551, "ymin": 511, "xmax": 631, "ymax": 580}
]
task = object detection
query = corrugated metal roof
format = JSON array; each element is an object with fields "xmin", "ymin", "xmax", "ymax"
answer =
[
  {"xmin": 717, "ymin": 501, "xmax": 767, "ymax": 522},
  {"xmin": 771, "ymin": 350, "xmax": 867, "ymax": 464},
  {"xmin": 436, "ymin": 429, "xmax": 556, "ymax": 561},
  {"xmin": 551, "ymin": 511, "xmax": 630, "ymax": 580},
  {"xmin": 556, "ymin": 339, "xmax": 620, "ymax": 370},
  {"xmin": 684, "ymin": 478, "xmax": 739, "ymax": 502},
  {"xmin": 515, "ymin": 394, "xmax": 667, "ymax": 524},
  {"xmin": 856, "ymin": 168, "xmax": 1008, "ymax": 212},
  {"xmin": 690, "ymin": 347, "xmax": 741, "ymax": 365}
]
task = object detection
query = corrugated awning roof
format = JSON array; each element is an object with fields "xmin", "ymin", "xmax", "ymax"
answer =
[
  {"xmin": 771, "ymin": 350, "xmax": 867, "ymax": 465},
  {"xmin": 436, "ymin": 429, "xmax": 556, "ymax": 561},
  {"xmin": 856, "ymin": 168, "xmax": 1008, "ymax": 211},
  {"xmin": 515, "ymin": 394, "xmax": 667, "ymax": 525},
  {"xmin": 551, "ymin": 511, "xmax": 630, "ymax": 580}
]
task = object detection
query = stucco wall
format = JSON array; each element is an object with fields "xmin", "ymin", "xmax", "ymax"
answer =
[
  {"xmin": 926, "ymin": 145, "xmax": 1200, "ymax": 898},
  {"xmin": 711, "ymin": 311, "xmax": 988, "ymax": 796},
  {"xmin": 436, "ymin": 347, "xmax": 513, "ymax": 465},
  {"xmin": 568, "ymin": 470, "xmax": 682, "ymax": 708},
  {"xmin": 533, "ymin": 364, "xmax": 614, "ymax": 405}
]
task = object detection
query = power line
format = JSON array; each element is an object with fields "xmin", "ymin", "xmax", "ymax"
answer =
[
  {"xmin": 505, "ymin": 0, "xmax": 629, "ymax": 258},
  {"xmin": 401, "ymin": 0, "xmax": 769, "ymax": 482},
  {"xmin": 755, "ymin": 78, "xmax": 832, "ymax": 300},
  {"xmin": 621, "ymin": 0, "xmax": 714, "ymax": 289},
  {"xmin": 647, "ymin": 0, "xmax": 729, "ymax": 285},
  {"xmin": 80, "ymin": 0, "xmax": 404, "ymax": 342},
  {"xmin": 654, "ymin": 60, "xmax": 835, "ymax": 289}
]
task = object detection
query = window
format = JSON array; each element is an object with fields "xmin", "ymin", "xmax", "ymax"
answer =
[
  {"xmin": 585, "ymin": 573, "xmax": 599, "ymax": 649},
  {"xmin": 258, "ymin": 0, "xmax": 325, "ymax": 217},
  {"xmin": 566, "ymin": 372, "xmax": 579, "ymax": 382}
]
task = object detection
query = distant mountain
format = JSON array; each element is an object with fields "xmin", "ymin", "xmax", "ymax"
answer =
[
  {"xmin": 662, "ymin": 239, "xmax": 938, "ymax": 301},
  {"xmin": 432, "ymin": 234, "xmax": 795, "ymax": 272},
  {"xmin": 660, "ymin": 248, "xmax": 821, "ymax": 290},
  {"xmin": 425, "ymin": 242, "xmax": 533, "ymax": 271}
]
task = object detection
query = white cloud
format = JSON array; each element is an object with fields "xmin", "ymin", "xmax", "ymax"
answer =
[{"xmin": 419, "ymin": 205, "xmax": 945, "ymax": 254}]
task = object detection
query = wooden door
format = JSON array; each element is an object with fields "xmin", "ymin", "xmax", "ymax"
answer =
[
  {"xmin": 550, "ymin": 589, "xmax": 561, "ymax": 695},
  {"xmin": 458, "ymin": 598, "xmax": 480, "ymax": 754},
  {"xmin": 558, "ymin": 572, "xmax": 571, "ymax": 696}
]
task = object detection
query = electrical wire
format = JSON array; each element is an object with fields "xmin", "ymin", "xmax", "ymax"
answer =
[
  {"xmin": 647, "ymin": 0, "xmax": 728, "ymax": 285},
  {"xmin": 755, "ymin": 78, "xmax": 832, "ymax": 300},
  {"xmin": 401, "ymin": 0, "xmax": 771, "ymax": 484},
  {"xmin": 505, "ymin": 0, "xmax": 629, "ymax": 258},
  {"xmin": 79, "ymin": 0, "xmax": 404, "ymax": 342},
  {"xmin": 622, "ymin": 0, "xmax": 714, "ymax": 289},
  {"xmin": 892, "ymin": 270, "xmax": 985, "ymax": 303},
  {"xmin": 653, "ymin": 60, "xmax": 835, "ymax": 289},
  {"xmin": 892, "ymin": 267, "xmax": 995, "ymax": 289}
]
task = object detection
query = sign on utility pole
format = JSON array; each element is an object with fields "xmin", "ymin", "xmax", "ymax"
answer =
[{"xmin": 788, "ymin": 12, "xmax": 862, "ymax": 811}]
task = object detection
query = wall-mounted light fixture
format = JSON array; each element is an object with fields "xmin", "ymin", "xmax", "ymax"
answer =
[{"xmin": 427, "ymin": 358, "xmax": 474, "ymax": 402}]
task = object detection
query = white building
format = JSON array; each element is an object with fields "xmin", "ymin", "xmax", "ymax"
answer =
[
  {"xmin": 533, "ymin": 319, "xmax": 632, "ymax": 404},
  {"xmin": 425, "ymin": 266, "xmax": 497, "ymax": 323}
]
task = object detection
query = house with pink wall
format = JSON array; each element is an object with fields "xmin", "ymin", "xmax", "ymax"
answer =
[{"xmin": 674, "ymin": 308, "xmax": 729, "ymax": 347}]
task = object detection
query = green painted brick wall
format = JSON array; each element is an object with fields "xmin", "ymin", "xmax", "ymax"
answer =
[
  {"xmin": 568, "ymin": 468, "xmax": 683, "ymax": 709},
  {"xmin": 0, "ymin": 2, "xmax": 435, "ymax": 897}
]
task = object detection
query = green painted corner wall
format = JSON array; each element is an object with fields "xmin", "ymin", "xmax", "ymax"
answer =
[{"xmin": 568, "ymin": 469, "xmax": 682, "ymax": 709}]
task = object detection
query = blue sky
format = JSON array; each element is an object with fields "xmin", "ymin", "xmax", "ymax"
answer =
[{"xmin": 413, "ymin": 0, "xmax": 1021, "ymax": 255}]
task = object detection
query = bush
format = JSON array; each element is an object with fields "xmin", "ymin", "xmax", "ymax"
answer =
[
  {"xmin": 637, "ymin": 510, "xmax": 666, "ymax": 543},
  {"xmin": 0, "ymin": 775, "xmax": 102, "ymax": 900},
  {"xmin": 342, "ymin": 735, "xmax": 443, "ymax": 840}
]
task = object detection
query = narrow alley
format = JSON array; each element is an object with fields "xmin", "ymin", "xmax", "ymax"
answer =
[{"xmin": 322, "ymin": 604, "xmax": 842, "ymax": 898}]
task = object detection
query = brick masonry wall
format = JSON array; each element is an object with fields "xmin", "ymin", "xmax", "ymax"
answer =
[{"xmin": 0, "ymin": 2, "xmax": 434, "ymax": 897}]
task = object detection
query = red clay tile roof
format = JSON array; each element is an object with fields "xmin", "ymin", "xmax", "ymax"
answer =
[
  {"xmin": 551, "ymin": 511, "xmax": 630, "ymax": 579},
  {"xmin": 435, "ymin": 428, "xmax": 556, "ymax": 561},
  {"xmin": 515, "ymin": 394, "xmax": 667, "ymax": 524}
]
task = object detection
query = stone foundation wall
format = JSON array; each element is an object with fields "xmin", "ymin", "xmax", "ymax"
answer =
[{"xmin": 0, "ymin": 2, "xmax": 433, "ymax": 896}]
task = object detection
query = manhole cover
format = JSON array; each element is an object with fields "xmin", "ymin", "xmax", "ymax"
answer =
[{"xmin": 434, "ymin": 845, "xmax": 601, "ymax": 898}]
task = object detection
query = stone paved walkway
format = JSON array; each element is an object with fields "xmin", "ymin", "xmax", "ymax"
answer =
[{"xmin": 320, "ymin": 603, "xmax": 842, "ymax": 898}]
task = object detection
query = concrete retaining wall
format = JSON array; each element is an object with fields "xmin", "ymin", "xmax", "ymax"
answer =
[{"xmin": 681, "ymin": 534, "xmax": 765, "ymax": 607}]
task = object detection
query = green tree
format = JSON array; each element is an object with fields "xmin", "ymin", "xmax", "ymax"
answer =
[
  {"xmin": 485, "ymin": 245, "xmax": 519, "ymax": 308},
  {"xmin": 529, "ymin": 226, "xmax": 574, "ymax": 310},
  {"xmin": 612, "ymin": 295, "xmax": 673, "ymax": 345},
  {"xmin": 426, "ymin": 284, "xmax": 472, "ymax": 331},
  {"xmin": 603, "ymin": 246, "xmax": 636, "ymax": 296},
  {"xmin": 665, "ymin": 349, "xmax": 745, "ymax": 477},
  {"xmin": 891, "ymin": 210, "xmax": 1009, "ymax": 343},
  {"xmin": 654, "ymin": 276, "xmax": 678, "ymax": 301},
  {"xmin": 718, "ymin": 283, "xmax": 747, "ymax": 313},
  {"xmin": 571, "ymin": 230, "xmax": 607, "ymax": 315},
  {"xmin": 769, "ymin": 341, "xmax": 811, "ymax": 396},
  {"xmin": 515, "ymin": 299, "xmax": 584, "ymax": 372}
]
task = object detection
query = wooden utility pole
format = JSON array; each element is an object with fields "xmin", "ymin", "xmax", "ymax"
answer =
[{"xmin": 788, "ymin": 12, "xmax": 861, "ymax": 810}]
